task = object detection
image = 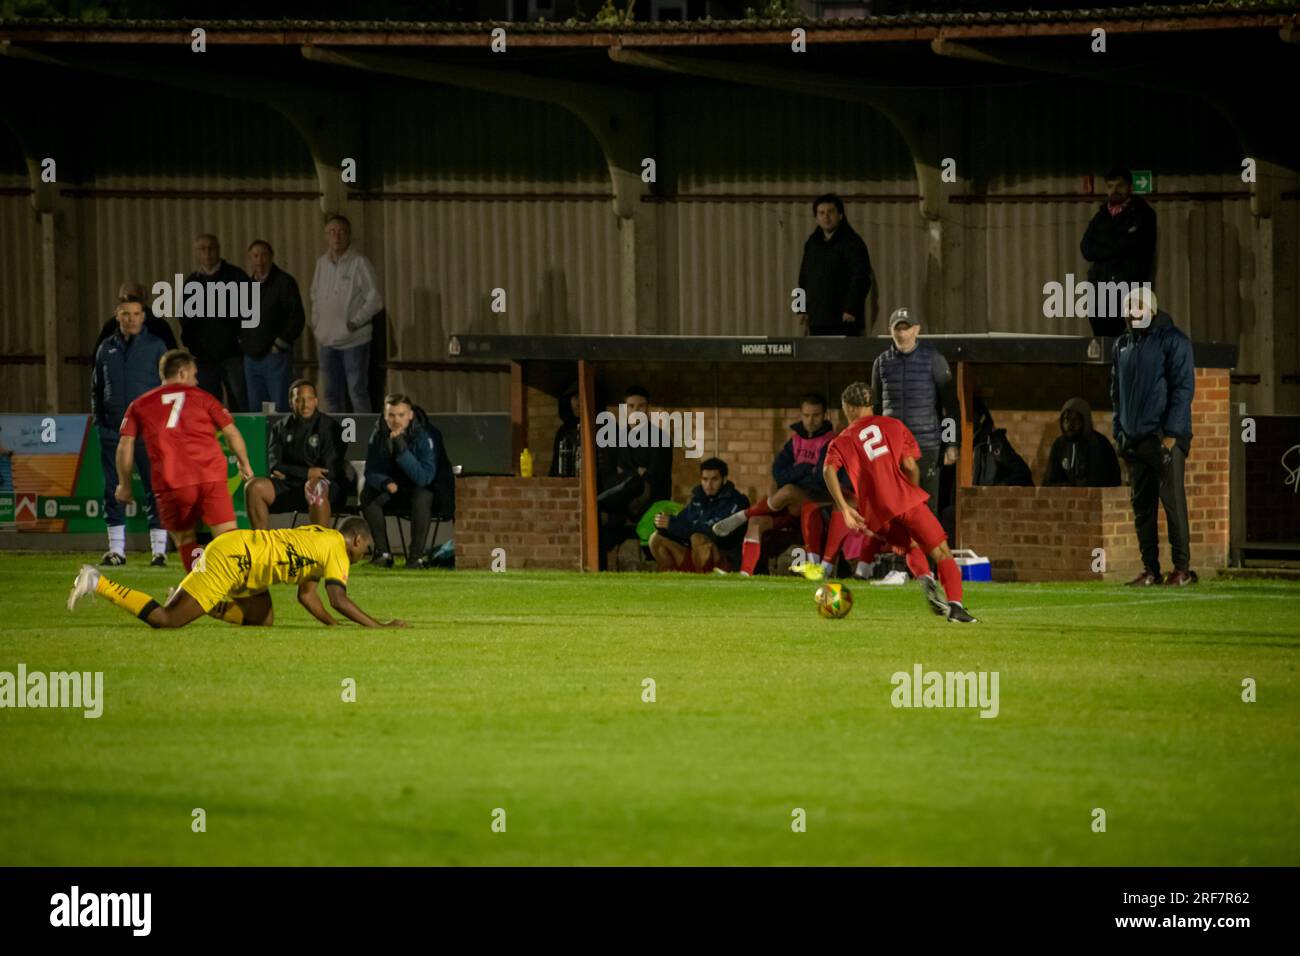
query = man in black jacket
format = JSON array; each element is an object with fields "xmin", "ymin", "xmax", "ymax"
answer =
[
  {"xmin": 245, "ymin": 380, "xmax": 352, "ymax": 530},
  {"xmin": 92, "ymin": 281, "xmax": 177, "ymax": 358},
  {"xmin": 798, "ymin": 193, "xmax": 873, "ymax": 336},
  {"xmin": 597, "ymin": 385, "xmax": 673, "ymax": 560},
  {"xmin": 1080, "ymin": 167, "xmax": 1157, "ymax": 337},
  {"xmin": 241, "ymin": 240, "xmax": 306, "ymax": 413},
  {"xmin": 183, "ymin": 232, "xmax": 250, "ymax": 412},
  {"xmin": 1043, "ymin": 397, "xmax": 1121, "ymax": 488}
]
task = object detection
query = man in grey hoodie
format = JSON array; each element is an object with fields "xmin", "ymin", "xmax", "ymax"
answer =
[{"xmin": 1043, "ymin": 397, "xmax": 1121, "ymax": 487}]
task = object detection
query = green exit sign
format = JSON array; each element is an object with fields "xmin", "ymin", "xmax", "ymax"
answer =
[{"xmin": 1131, "ymin": 170, "xmax": 1154, "ymax": 195}]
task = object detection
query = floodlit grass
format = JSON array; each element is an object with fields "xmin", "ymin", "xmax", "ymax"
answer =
[{"xmin": 1, "ymin": 553, "xmax": 1296, "ymax": 866}]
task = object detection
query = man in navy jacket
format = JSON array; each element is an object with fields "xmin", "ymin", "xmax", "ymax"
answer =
[
  {"xmin": 361, "ymin": 393, "xmax": 452, "ymax": 568},
  {"xmin": 91, "ymin": 298, "xmax": 168, "ymax": 567},
  {"xmin": 1110, "ymin": 288, "xmax": 1197, "ymax": 586},
  {"xmin": 649, "ymin": 458, "xmax": 750, "ymax": 573}
]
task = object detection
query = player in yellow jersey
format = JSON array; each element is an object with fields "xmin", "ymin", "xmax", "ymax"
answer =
[{"xmin": 66, "ymin": 517, "xmax": 409, "ymax": 629}]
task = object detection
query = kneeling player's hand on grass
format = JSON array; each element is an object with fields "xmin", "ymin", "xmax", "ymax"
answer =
[
  {"xmin": 384, "ymin": 619, "xmax": 411, "ymax": 629},
  {"xmin": 115, "ymin": 483, "xmax": 133, "ymax": 504}
]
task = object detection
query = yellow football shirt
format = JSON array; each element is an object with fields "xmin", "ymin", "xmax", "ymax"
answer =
[{"xmin": 179, "ymin": 526, "xmax": 351, "ymax": 611}]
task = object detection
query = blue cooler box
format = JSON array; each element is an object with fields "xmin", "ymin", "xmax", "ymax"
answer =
[{"xmin": 953, "ymin": 549, "xmax": 992, "ymax": 582}]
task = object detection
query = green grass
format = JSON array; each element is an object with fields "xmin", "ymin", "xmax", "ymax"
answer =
[{"xmin": 1, "ymin": 553, "xmax": 1297, "ymax": 866}]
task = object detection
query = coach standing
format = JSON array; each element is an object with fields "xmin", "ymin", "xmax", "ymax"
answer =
[
  {"xmin": 241, "ymin": 240, "xmax": 306, "ymax": 413},
  {"xmin": 871, "ymin": 307, "xmax": 960, "ymax": 517},
  {"xmin": 91, "ymin": 298, "xmax": 168, "ymax": 567},
  {"xmin": 1111, "ymin": 288, "xmax": 1197, "ymax": 587},
  {"xmin": 797, "ymin": 193, "xmax": 873, "ymax": 336}
]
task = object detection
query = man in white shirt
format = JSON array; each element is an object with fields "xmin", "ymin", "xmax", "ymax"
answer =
[{"xmin": 309, "ymin": 214, "xmax": 383, "ymax": 413}]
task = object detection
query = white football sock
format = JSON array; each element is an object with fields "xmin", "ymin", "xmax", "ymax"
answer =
[
  {"xmin": 820, "ymin": 560, "xmax": 834, "ymax": 576},
  {"xmin": 107, "ymin": 525, "xmax": 126, "ymax": 556},
  {"xmin": 149, "ymin": 529, "xmax": 168, "ymax": 556},
  {"xmin": 806, "ymin": 552, "xmax": 820, "ymax": 567}
]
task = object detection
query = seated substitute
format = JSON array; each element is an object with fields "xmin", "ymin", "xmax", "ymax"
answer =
[
  {"xmin": 1043, "ymin": 397, "xmax": 1121, "ymax": 488},
  {"xmin": 246, "ymin": 379, "xmax": 352, "ymax": 530},
  {"xmin": 68, "ymin": 519, "xmax": 408, "ymax": 629},
  {"xmin": 711, "ymin": 393, "xmax": 837, "ymax": 576},
  {"xmin": 362, "ymin": 393, "xmax": 454, "ymax": 569},
  {"xmin": 648, "ymin": 457, "xmax": 750, "ymax": 573},
  {"xmin": 597, "ymin": 385, "xmax": 674, "ymax": 560}
]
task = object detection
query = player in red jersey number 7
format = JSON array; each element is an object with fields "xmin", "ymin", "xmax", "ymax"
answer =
[
  {"xmin": 822, "ymin": 381, "xmax": 977, "ymax": 624},
  {"xmin": 115, "ymin": 349, "xmax": 255, "ymax": 571}
]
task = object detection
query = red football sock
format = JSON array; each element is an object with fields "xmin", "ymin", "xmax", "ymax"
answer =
[
  {"xmin": 904, "ymin": 547, "xmax": 931, "ymax": 579},
  {"xmin": 800, "ymin": 502, "xmax": 825, "ymax": 554},
  {"xmin": 741, "ymin": 538, "xmax": 762, "ymax": 575},
  {"xmin": 937, "ymin": 556, "xmax": 964, "ymax": 604},
  {"xmin": 823, "ymin": 512, "xmax": 850, "ymax": 563},
  {"xmin": 746, "ymin": 499, "xmax": 775, "ymax": 519}
]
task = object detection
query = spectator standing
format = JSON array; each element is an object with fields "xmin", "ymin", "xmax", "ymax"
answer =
[
  {"xmin": 1043, "ymin": 397, "xmax": 1121, "ymax": 487},
  {"xmin": 649, "ymin": 458, "xmax": 749, "ymax": 573},
  {"xmin": 798, "ymin": 193, "xmax": 873, "ymax": 336},
  {"xmin": 310, "ymin": 214, "xmax": 383, "ymax": 413},
  {"xmin": 1080, "ymin": 166, "xmax": 1157, "ymax": 337},
  {"xmin": 362, "ymin": 393, "xmax": 453, "ymax": 569},
  {"xmin": 91, "ymin": 298, "xmax": 168, "ymax": 566},
  {"xmin": 183, "ymin": 233, "xmax": 250, "ymax": 411},
  {"xmin": 242, "ymin": 240, "xmax": 306, "ymax": 413},
  {"xmin": 1111, "ymin": 288, "xmax": 1196, "ymax": 587},
  {"xmin": 871, "ymin": 307, "xmax": 960, "ymax": 515},
  {"xmin": 93, "ymin": 281, "xmax": 176, "ymax": 357}
]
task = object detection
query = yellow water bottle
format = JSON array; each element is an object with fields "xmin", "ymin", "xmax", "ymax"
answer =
[{"xmin": 520, "ymin": 447, "xmax": 534, "ymax": 478}]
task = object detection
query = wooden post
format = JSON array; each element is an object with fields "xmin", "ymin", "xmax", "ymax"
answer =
[
  {"xmin": 955, "ymin": 361, "xmax": 976, "ymax": 548},
  {"xmin": 578, "ymin": 358, "xmax": 600, "ymax": 572},
  {"xmin": 510, "ymin": 361, "xmax": 527, "ymax": 466}
]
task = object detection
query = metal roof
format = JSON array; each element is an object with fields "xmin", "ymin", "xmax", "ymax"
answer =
[{"xmin": 1, "ymin": 4, "xmax": 1296, "ymax": 44}]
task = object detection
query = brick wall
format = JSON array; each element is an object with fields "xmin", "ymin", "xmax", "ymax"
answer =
[
  {"xmin": 960, "ymin": 369, "xmax": 1230, "ymax": 580},
  {"xmin": 454, "ymin": 476, "xmax": 581, "ymax": 570}
]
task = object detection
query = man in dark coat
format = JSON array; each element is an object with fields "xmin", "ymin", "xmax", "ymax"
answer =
[
  {"xmin": 183, "ymin": 232, "xmax": 250, "ymax": 412},
  {"xmin": 241, "ymin": 240, "xmax": 306, "ymax": 413},
  {"xmin": 1043, "ymin": 397, "xmax": 1121, "ymax": 487},
  {"xmin": 92, "ymin": 281, "xmax": 177, "ymax": 358},
  {"xmin": 649, "ymin": 458, "xmax": 750, "ymax": 573},
  {"xmin": 597, "ymin": 385, "xmax": 673, "ymax": 559},
  {"xmin": 1111, "ymin": 289, "xmax": 1196, "ymax": 587},
  {"xmin": 798, "ymin": 193, "xmax": 873, "ymax": 336},
  {"xmin": 1081, "ymin": 167, "xmax": 1157, "ymax": 337}
]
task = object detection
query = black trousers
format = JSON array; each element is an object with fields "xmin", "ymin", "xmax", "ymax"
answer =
[
  {"xmin": 597, "ymin": 473, "xmax": 649, "ymax": 554},
  {"xmin": 917, "ymin": 447, "xmax": 941, "ymax": 517},
  {"xmin": 1126, "ymin": 439, "xmax": 1190, "ymax": 575},
  {"xmin": 196, "ymin": 355, "xmax": 248, "ymax": 413},
  {"xmin": 360, "ymin": 483, "xmax": 433, "ymax": 560}
]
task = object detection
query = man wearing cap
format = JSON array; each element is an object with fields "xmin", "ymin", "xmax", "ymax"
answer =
[
  {"xmin": 871, "ymin": 307, "xmax": 960, "ymax": 516},
  {"xmin": 1111, "ymin": 287, "xmax": 1197, "ymax": 587},
  {"xmin": 797, "ymin": 193, "xmax": 873, "ymax": 336}
]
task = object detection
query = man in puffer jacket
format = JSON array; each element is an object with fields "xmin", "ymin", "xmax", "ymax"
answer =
[
  {"xmin": 649, "ymin": 458, "xmax": 750, "ymax": 573},
  {"xmin": 1110, "ymin": 288, "xmax": 1196, "ymax": 587},
  {"xmin": 362, "ymin": 394, "xmax": 454, "ymax": 569},
  {"xmin": 1044, "ymin": 397, "xmax": 1121, "ymax": 487}
]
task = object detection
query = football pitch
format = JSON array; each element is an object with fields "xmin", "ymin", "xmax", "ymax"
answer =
[{"xmin": 1, "ymin": 553, "xmax": 1297, "ymax": 867}]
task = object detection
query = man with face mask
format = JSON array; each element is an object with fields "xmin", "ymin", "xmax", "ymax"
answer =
[{"xmin": 1043, "ymin": 398, "xmax": 1121, "ymax": 487}]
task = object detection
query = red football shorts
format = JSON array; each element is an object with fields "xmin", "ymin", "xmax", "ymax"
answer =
[
  {"xmin": 155, "ymin": 480, "xmax": 235, "ymax": 532},
  {"xmin": 880, "ymin": 503, "xmax": 947, "ymax": 555}
]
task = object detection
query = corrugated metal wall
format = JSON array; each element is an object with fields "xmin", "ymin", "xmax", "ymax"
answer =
[{"xmin": 0, "ymin": 62, "xmax": 1290, "ymax": 415}]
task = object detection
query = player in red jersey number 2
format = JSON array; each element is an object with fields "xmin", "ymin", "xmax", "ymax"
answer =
[
  {"xmin": 822, "ymin": 381, "xmax": 977, "ymax": 624},
  {"xmin": 114, "ymin": 349, "xmax": 255, "ymax": 571}
]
